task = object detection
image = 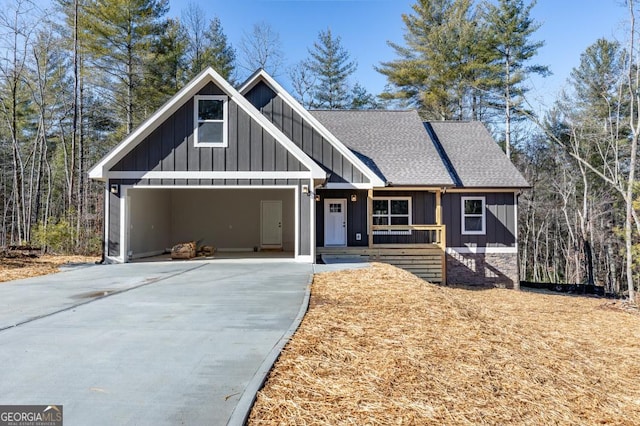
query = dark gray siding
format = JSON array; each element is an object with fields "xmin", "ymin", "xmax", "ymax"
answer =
[
  {"xmin": 443, "ymin": 192, "xmax": 516, "ymax": 247},
  {"xmin": 245, "ymin": 82, "xmax": 367, "ymax": 184},
  {"xmin": 111, "ymin": 82, "xmax": 307, "ymax": 175},
  {"xmin": 372, "ymin": 191, "xmax": 436, "ymax": 245},
  {"xmin": 315, "ymin": 189, "xmax": 438, "ymax": 247},
  {"xmin": 108, "ymin": 186, "xmax": 120, "ymax": 256},
  {"xmin": 315, "ymin": 190, "xmax": 368, "ymax": 247}
]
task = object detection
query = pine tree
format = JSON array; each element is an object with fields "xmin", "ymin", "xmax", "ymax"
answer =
[
  {"xmin": 81, "ymin": 0, "xmax": 169, "ymax": 134},
  {"xmin": 307, "ymin": 28, "xmax": 357, "ymax": 109},
  {"xmin": 201, "ymin": 17, "xmax": 236, "ymax": 82},
  {"xmin": 482, "ymin": 0, "xmax": 549, "ymax": 158},
  {"xmin": 377, "ymin": 0, "xmax": 482, "ymax": 120},
  {"xmin": 138, "ymin": 18, "xmax": 188, "ymax": 115}
]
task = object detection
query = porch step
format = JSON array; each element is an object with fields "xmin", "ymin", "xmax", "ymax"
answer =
[{"xmin": 318, "ymin": 247, "xmax": 444, "ymax": 284}]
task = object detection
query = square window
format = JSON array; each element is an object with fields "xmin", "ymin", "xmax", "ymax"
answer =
[
  {"xmin": 373, "ymin": 198, "xmax": 411, "ymax": 235},
  {"xmin": 198, "ymin": 121, "xmax": 224, "ymax": 144},
  {"xmin": 198, "ymin": 99, "xmax": 223, "ymax": 121}
]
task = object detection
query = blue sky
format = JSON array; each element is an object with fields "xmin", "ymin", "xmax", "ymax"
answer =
[{"xmin": 168, "ymin": 0, "xmax": 628, "ymax": 113}]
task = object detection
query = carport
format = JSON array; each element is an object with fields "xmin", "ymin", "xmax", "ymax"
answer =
[{"xmin": 125, "ymin": 187, "xmax": 297, "ymax": 261}]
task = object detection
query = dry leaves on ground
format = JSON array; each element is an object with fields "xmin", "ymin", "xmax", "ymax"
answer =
[
  {"xmin": 0, "ymin": 254, "xmax": 99, "ymax": 283},
  {"xmin": 249, "ymin": 263, "xmax": 640, "ymax": 425}
]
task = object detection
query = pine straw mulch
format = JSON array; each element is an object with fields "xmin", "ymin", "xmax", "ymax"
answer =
[
  {"xmin": 249, "ymin": 263, "xmax": 640, "ymax": 425},
  {"xmin": 0, "ymin": 253, "xmax": 99, "ymax": 283}
]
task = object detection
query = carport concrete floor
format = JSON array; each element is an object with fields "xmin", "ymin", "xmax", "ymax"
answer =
[{"xmin": 0, "ymin": 260, "xmax": 312, "ymax": 425}]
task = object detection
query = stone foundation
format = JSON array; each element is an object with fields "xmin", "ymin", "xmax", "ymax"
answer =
[{"xmin": 446, "ymin": 250, "xmax": 519, "ymax": 289}]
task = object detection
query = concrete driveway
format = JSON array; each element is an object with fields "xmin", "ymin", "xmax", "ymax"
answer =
[{"xmin": 0, "ymin": 260, "xmax": 312, "ymax": 425}]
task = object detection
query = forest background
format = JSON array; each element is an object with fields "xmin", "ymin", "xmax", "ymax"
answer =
[{"xmin": 1, "ymin": 0, "xmax": 639, "ymax": 297}]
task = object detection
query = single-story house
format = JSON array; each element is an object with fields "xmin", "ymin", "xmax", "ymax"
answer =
[{"xmin": 89, "ymin": 67, "xmax": 529, "ymax": 288}]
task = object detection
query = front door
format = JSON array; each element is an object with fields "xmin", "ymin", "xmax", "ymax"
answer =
[
  {"xmin": 261, "ymin": 200, "xmax": 282, "ymax": 248},
  {"xmin": 324, "ymin": 199, "xmax": 347, "ymax": 246}
]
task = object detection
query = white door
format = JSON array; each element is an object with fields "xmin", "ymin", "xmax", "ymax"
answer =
[
  {"xmin": 261, "ymin": 200, "xmax": 282, "ymax": 248},
  {"xmin": 324, "ymin": 199, "xmax": 347, "ymax": 246}
]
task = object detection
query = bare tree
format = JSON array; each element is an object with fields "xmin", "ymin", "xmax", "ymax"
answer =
[
  {"xmin": 238, "ymin": 21, "xmax": 283, "ymax": 77},
  {"xmin": 288, "ymin": 60, "xmax": 315, "ymax": 108}
]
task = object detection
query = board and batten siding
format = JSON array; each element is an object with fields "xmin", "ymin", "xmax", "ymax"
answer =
[
  {"xmin": 110, "ymin": 82, "xmax": 307, "ymax": 180},
  {"xmin": 245, "ymin": 81, "xmax": 367, "ymax": 184},
  {"xmin": 442, "ymin": 192, "xmax": 516, "ymax": 247}
]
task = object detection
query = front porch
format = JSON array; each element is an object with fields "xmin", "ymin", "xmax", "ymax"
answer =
[{"xmin": 317, "ymin": 188, "xmax": 447, "ymax": 283}]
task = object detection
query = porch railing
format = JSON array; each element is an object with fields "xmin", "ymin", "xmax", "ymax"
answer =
[{"xmin": 370, "ymin": 224, "xmax": 446, "ymax": 249}]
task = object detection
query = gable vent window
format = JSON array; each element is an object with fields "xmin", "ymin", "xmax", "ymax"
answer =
[
  {"xmin": 373, "ymin": 197, "xmax": 411, "ymax": 235},
  {"xmin": 461, "ymin": 196, "xmax": 486, "ymax": 235},
  {"xmin": 194, "ymin": 95, "xmax": 228, "ymax": 147}
]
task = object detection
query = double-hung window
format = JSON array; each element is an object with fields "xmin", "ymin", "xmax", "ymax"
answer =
[
  {"xmin": 372, "ymin": 197, "xmax": 411, "ymax": 235},
  {"xmin": 461, "ymin": 196, "xmax": 486, "ymax": 235},
  {"xmin": 194, "ymin": 95, "xmax": 228, "ymax": 147}
]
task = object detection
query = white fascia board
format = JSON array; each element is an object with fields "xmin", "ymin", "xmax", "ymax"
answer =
[
  {"xmin": 239, "ymin": 70, "xmax": 385, "ymax": 187},
  {"xmin": 90, "ymin": 67, "xmax": 326, "ymax": 181},
  {"xmin": 107, "ymin": 171, "xmax": 313, "ymax": 180},
  {"xmin": 323, "ymin": 182, "xmax": 374, "ymax": 190}
]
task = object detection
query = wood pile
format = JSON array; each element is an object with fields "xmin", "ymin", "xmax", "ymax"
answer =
[
  {"xmin": 170, "ymin": 241, "xmax": 196, "ymax": 259},
  {"xmin": 198, "ymin": 245, "xmax": 215, "ymax": 257}
]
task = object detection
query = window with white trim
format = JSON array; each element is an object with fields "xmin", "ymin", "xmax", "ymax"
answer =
[
  {"xmin": 372, "ymin": 197, "xmax": 411, "ymax": 235},
  {"xmin": 194, "ymin": 95, "xmax": 228, "ymax": 147},
  {"xmin": 461, "ymin": 196, "xmax": 486, "ymax": 235}
]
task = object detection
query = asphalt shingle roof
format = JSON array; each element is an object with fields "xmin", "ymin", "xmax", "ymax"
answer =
[
  {"xmin": 428, "ymin": 121, "xmax": 529, "ymax": 188},
  {"xmin": 310, "ymin": 110, "xmax": 455, "ymax": 186},
  {"xmin": 311, "ymin": 110, "xmax": 528, "ymax": 188}
]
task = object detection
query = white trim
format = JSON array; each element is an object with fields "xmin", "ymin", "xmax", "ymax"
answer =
[
  {"xmin": 446, "ymin": 246, "xmax": 518, "ymax": 255},
  {"xmin": 324, "ymin": 198, "xmax": 348, "ymax": 247},
  {"xmin": 372, "ymin": 196, "xmax": 412, "ymax": 235},
  {"xmin": 295, "ymin": 255, "xmax": 313, "ymax": 263},
  {"xmin": 461, "ymin": 196, "xmax": 486, "ymax": 235},
  {"xmin": 107, "ymin": 171, "xmax": 312, "ymax": 180},
  {"xmin": 309, "ymin": 181, "xmax": 316, "ymax": 261},
  {"xmin": 89, "ymin": 67, "xmax": 326, "ymax": 181},
  {"xmin": 120, "ymin": 185, "xmax": 131, "ymax": 262},
  {"xmin": 239, "ymin": 70, "xmax": 385, "ymax": 187},
  {"xmin": 193, "ymin": 95, "xmax": 228, "ymax": 147},
  {"xmin": 103, "ymin": 182, "xmax": 109, "ymax": 261},
  {"xmin": 324, "ymin": 182, "xmax": 374, "ymax": 190},
  {"xmin": 295, "ymin": 187, "xmax": 300, "ymax": 258}
]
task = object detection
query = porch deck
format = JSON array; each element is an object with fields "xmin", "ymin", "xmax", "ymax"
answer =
[{"xmin": 316, "ymin": 245, "xmax": 445, "ymax": 284}]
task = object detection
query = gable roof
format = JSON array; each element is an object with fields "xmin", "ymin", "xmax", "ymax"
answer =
[
  {"xmin": 427, "ymin": 121, "xmax": 529, "ymax": 188},
  {"xmin": 89, "ymin": 67, "xmax": 326, "ymax": 180},
  {"xmin": 239, "ymin": 70, "xmax": 385, "ymax": 187},
  {"xmin": 310, "ymin": 110, "xmax": 455, "ymax": 187}
]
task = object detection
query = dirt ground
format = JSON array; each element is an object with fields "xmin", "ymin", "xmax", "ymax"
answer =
[
  {"xmin": 0, "ymin": 253, "xmax": 100, "ymax": 283},
  {"xmin": 249, "ymin": 263, "xmax": 640, "ymax": 425}
]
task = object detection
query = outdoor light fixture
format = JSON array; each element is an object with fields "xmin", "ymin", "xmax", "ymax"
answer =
[
  {"xmin": 315, "ymin": 195, "xmax": 321, "ymax": 202},
  {"xmin": 302, "ymin": 185, "xmax": 309, "ymax": 194},
  {"xmin": 350, "ymin": 194, "xmax": 357, "ymax": 202},
  {"xmin": 110, "ymin": 184, "xmax": 119, "ymax": 195}
]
